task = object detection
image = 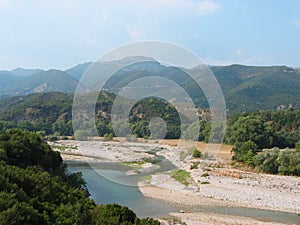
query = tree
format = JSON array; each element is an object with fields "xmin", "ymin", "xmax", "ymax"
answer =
[
  {"xmin": 0, "ymin": 129, "xmax": 64, "ymax": 175},
  {"xmin": 232, "ymin": 141, "xmax": 257, "ymax": 165},
  {"xmin": 0, "ymin": 202, "xmax": 43, "ymax": 225},
  {"xmin": 226, "ymin": 115, "xmax": 273, "ymax": 149},
  {"xmin": 296, "ymin": 141, "xmax": 300, "ymax": 151},
  {"xmin": 92, "ymin": 204, "xmax": 136, "ymax": 225},
  {"xmin": 254, "ymin": 148, "xmax": 280, "ymax": 174},
  {"xmin": 254, "ymin": 148, "xmax": 300, "ymax": 176},
  {"xmin": 92, "ymin": 204, "xmax": 160, "ymax": 225},
  {"xmin": 0, "ymin": 129, "xmax": 161, "ymax": 225}
]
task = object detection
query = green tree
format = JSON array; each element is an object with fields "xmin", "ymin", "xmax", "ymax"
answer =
[
  {"xmin": 254, "ymin": 148, "xmax": 280, "ymax": 174},
  {"xmin": 0, "ymin": 129, "xmax": 64, "ymax": 175},
  {"xmin": 226, "ymin": 115, "xmax": 273, "ymax": 149},
  {"xmin": 92, "ymin": 204, "xmax": 136, "ymax": 225},
  {"xmin": 232, "ymin": 141, "xmax": 258, "ymax": 165}
]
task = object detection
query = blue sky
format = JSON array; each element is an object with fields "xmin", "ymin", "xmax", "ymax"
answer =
[{"xmin": 0, "ymin": 0, "xmax": 300, "ymax": 70}]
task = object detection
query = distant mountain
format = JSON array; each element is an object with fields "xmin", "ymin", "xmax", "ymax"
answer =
[
  {"xmin": 100, "ymin": 62, "xmax": 300, "ymax": 112},
  {"xmin": 0, "ymin": 72, "xmax": 24, "ymax": 92},
  {"xmin": 11, "ymin": 69, "xmax": 79, "ymax": 95},
  {"xmin": 64, "ymin": 62, "xmax": 91, "ymax": 81},
  {"xmin": 1, "ymin": 58, "xmax": 300, "ymax": 113},
  {"xmin": 65, "ymin": 56, "xmax": 159, "ymax": 87},
  {"xmin": 9, "ymin": 68, "xmax": 44, "ymax": 77},
  {"xmin": 0, "ymin": 68, "xmax": 44, "ymax": 97},
  {"xmin": 210, "ymin": 65, "xmax": 300, "ymax": 112}
]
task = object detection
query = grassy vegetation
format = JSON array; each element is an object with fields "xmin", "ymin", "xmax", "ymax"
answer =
[
  {"xmin": 201, "ymin": 181, "xmax": 210, "ymax": 185},
  {"xmin": 171, "ymin": 169, "xmax": 190, "ymax": 186},
  {"xmin": 179, "ymin": 150, "xmax": 186, "ymax": 161},
  {"xmin": 50, "ymin": 144, "xmax": 77, "ymax": 151},
  {"xmin": 187, "ymin": 147, "xmax": 195, "ymax": 155},
  {"xmin": 201, "ymin": 172, "xmax": 209, "ymax": 177},
  {"xmin": 121, "ymin": 161, "xmax": 145, "ymax": 170}
]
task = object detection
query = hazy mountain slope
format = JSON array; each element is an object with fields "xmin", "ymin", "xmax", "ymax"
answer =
[
  {"xmin": 1, "ymin": 59, "xmax": 300, "ymax": 113},
  {"xmin": 0, "ymin": 68, "xmax": 45, "ymax": 95},
  {"xmin": 12, "ymin": 69, "xmax": 79, "ymax": 95},
  {"xmin": 0, "ymin": 72, "xmax": 24, "ymax": 91},
  {"xmin": 64, "ymin": 62, "xmax": 91, "ymax": 81},
  {"xmin": 225, "ymin": 66, "xmax": 300, "ymax": 112},
  {"xmin": 9, "ymin": 68, "xmax": 44, "ymax": 77}
]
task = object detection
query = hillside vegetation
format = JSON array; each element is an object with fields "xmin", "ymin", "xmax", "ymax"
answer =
[
  {"xmin": 1, "ymin": 59, "xmax": 300, "ymax": 113},
  {"xmin": 0, "ymin": 129, "xmax": 160, "ymax": 225},
  {"xmin": 0, "ymin": 92, "xmax": 300, "ymax": 176}
]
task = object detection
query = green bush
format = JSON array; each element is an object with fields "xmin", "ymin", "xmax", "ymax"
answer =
[
  {"xmin": 92, "ymin": 204, "xmax": 160, "ymax": 225},
  {"xmin": 201, "ymin": 172, "xmax": 209, "ymax": 177},
  {"xmin": 103, "ymin": 133, "xmax": 113, "ymax": 141},
  {"xmin": 254, "ymin": 148, "xmax": 300, "ymax": 176},
  {"xmin": 192, "ymin": 148, "xmax": 202, "ymax": 158},
  {"xmin": 232, "ymin": 141, "xmax": 258, "ymax": 165}
]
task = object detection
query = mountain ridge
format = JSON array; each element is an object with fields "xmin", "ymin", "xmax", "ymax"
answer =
[{"xmin": 1, "ymin": 57, "xmax": 300, "ymax": 113}]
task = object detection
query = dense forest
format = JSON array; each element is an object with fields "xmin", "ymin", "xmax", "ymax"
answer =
[
  {"xmin": 224, "ymin": 110, "xmax": 300, "ymax": 175},
  {"xmin": 0, "ymin": 92, "xmax": 182, "ymax": 139},
  {"xmin": 0, "ymin": 92, "xmax": 299, "ymax": 175},
  {"xmin": 0, "ymin": 129, "xmax": 160, "ymax": 225}
]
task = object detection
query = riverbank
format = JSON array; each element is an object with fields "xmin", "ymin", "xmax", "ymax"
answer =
[{"xmin": 50, "ymin": 140, "xmax": 300, "ymax": 225}]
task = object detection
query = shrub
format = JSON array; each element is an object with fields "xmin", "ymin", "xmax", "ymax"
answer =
[
  {"xmin": 201, "ymin": 172, "xmax": 209, "ymax": 177},
  {"xmin": 232, "ymin": 141, "xmax": 258, "ymax": 165},
  {"xmin": 74, "ymin": 130, "xmax": 90, "ymax": 141},
  {"xmin": 254, "ymin": 148, "xmax": 300, "ymax": 176},
  {"xmin": 192, "ymin": 148, "xmax": 202, "ymax": 158},
  {"xmin": 190, "ymin": 162, "xmax": 200, "ymax": 170},
  {"xmin": 104, "ymin": 133, "xmax": 113, "ymax": 141}
]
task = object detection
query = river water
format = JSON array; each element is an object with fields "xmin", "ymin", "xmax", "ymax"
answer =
[
  {"xmin": 66, "ymin": 161, "xmax": 177, "ymax": 218},
  {"xmin": 67, "ymin": 161, "xmax": 300, "ymax": 224}
]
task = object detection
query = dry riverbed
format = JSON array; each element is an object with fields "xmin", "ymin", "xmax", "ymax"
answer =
[{"xmin": 50, "ymin": 140, "xmax": 300, "ymax": 225}]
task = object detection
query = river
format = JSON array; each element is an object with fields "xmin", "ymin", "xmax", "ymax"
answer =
[
  {"xmin": 67, "ymin": 161, "xmax": 300, "ymax": 224},
  {"xmin": 66, "ymin": 161, "xmax": 177, "ymax": 218}
]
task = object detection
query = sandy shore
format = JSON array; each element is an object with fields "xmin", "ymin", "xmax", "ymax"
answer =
[
  {"xmin": 50, "ymin": 140, "xmax": 300, "ymax": 225},
  {"xmin": 169, "ymin": 212, "xmax": 285, "ymax": 225},
  {"xmin": 49, "ymin": 140, "xmax": 160, "ymax": 162}
]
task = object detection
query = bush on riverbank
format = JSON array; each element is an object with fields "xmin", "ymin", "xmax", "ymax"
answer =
[{"xmin": 254, "ymin": 148, "xmax": 300, "ymax": 176}]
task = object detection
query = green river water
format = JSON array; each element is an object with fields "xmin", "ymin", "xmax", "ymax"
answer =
[{"xmin": 67, "ymin": 161, "xmax": 300, "ymax": 224}]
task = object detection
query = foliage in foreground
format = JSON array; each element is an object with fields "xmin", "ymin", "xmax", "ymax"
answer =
[{"xmin": 0, "ymin": 129, "xmax": 160, "ymax": 225}]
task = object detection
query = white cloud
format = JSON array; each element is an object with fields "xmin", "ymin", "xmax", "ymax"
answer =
[
  {"xmin": 105, "ymin": 0, "xmax": 221, "ymax": 17},
  {"xmin": 205, "ymin": 50, "xmax": 280, "ymax": 66},
  {"xmin": 154, "ymin": 0, "xmax": 221, "ymax": 16},
  {"xmin": 124, "ymin": 25, "xmax": 144, "ymax": 41},
  {"xmin": 196, "ymin": 0, "xmax": 221, "ymax": 15},
  {"xmin": 291, "ymin": 20, "xmax": 300, "ymax": 26},
  {"xmin": 83, "ymin": 38, "xmax": 100, "ymax": 47},
  {"xmin": 0, "ymin": 0, "xmax": 22, "ymax": 9},
  {"xmin": 235, "ymin": 49, "xmax": 244, "ymax": 57}
]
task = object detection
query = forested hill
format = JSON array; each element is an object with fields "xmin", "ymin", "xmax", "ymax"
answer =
[
  {"xmin": 1, "ymin": 58, "xmax": 300, "ymax": 113},
  {"xmin": 0, "ymin": 92, "xmax": 299, "ymax": 175},
  {"xmin": 0, "ymin": 92, "xmax": 300, "ymax": 147},
  {"xmin": 0, "ymin": 92, "xmax": 183, "ymax": 139}
]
